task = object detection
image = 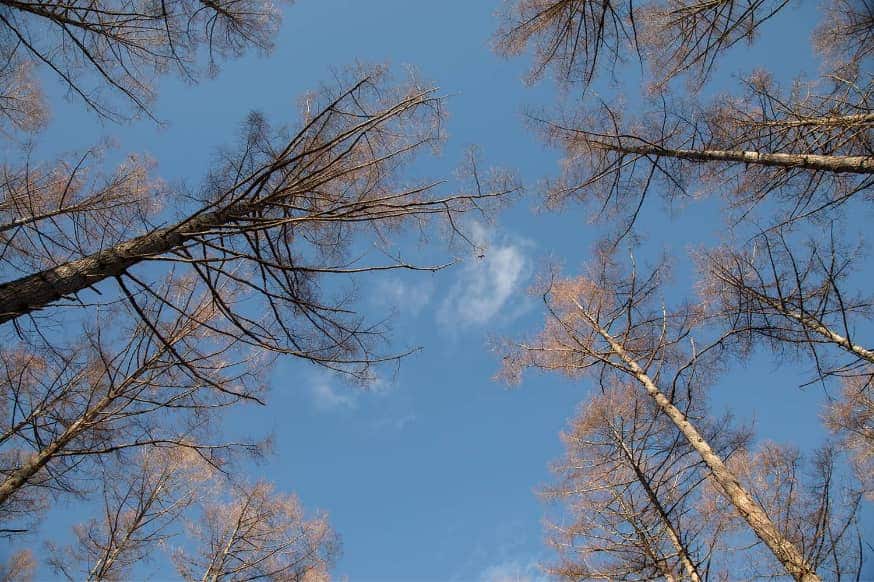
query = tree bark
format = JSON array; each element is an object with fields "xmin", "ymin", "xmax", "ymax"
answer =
[
  {"xmin": 0, "ymin": 204, "xmax": 236, "ymax": 325},
  {"xmin": 592, "ymin": 140, "xmax": 874, "ymax": 174}
]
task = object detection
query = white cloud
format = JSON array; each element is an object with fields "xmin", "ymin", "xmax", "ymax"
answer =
[
  {"xmin": 478, "ymin": 560, "xmax": 548, "ymax": 582},
  {"xmin": 373, "ymin": 277, "xmax": 433, "ymax": 316},
  {"xmin": 308, "ymin": 370, "xmax": 398, "ymax": 412},
  {"xmin": 310, "ymin": 379, "xmax": 357, "ymax": 412},
  {"xmin": 438, "ymin": 222, "xmax": 530, "ymax": 327}
]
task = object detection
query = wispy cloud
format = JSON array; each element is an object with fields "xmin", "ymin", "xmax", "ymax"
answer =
[
  {"xmin": 438, "ymin": 222, "xmax": 530, "ymax": 328},
  {"xmin": 308, "ymin": 370, "xmax": 398, "ymax": 413},
  {"xmin": 309, "ymin": 377, "xmax": 357, "ymax": 412},
  {"xmin": 478, "ymin": 560, "xmax": 548, "ymax": 582},
  {"xmin": 372, "ymin": 277, "xmax": 433, "ymax": 316}
]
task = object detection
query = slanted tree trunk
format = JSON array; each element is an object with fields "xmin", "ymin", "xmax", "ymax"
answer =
[
  {"xmin": 611, "ymin": 429, "xmax": 703, "ymax": 582},
  {"xmin": 590, "ymin": 140, "xmax": 874, "ymax": 174},
  {"xmin": 0, "ymin": 347, "xmax": 167, "ymax": 506},
  {"xmin": 0, "ymin": 204, "xmax": 234, "ymax": 324},
  {"xmin": 580, "ymin": 309, "xmax": 821, "ymax": 582},
  {"xmin": 716, "ymin": 275, "xmax": 874, "ymax": 364}
]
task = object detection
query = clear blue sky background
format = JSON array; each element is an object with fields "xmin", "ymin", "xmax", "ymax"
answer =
[{"xmin": 6, "ymin": 1, "xmax": 872, "ymax": 580}]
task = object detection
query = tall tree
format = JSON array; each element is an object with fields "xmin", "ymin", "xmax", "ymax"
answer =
[
  {"xmin": 0, "ymin": 0, "xmax": 289, "ymax": 121},
  {"xmin": 497, "ymin": 2, "xmax": 872, "ymax": 576},
  {"xmin": 541, "ymin": 382, "xmax": 748, "ymax": 580},
  {"xmin": 500, "ymin": 255, "xmax": 826, "ymax": 580},
  {"xmin": 530, "ymin": 73, "xmax": 872, "ymax": 236},
  {"xmin": 498, "ymin": 1, "xmax": 872, "ymax": 237},
  {"xmin": 46, "ymin": 447, "xmax": 217, "ymax": 581},
  {"xmin": 0, "ymin": 277, "xmax": 262, "ymax": 532},
  {"xmin": 0, "ymin": 68, "xmax": 508, "ymax": 375},
  {"xmin": 701, "ymin": 232, "xmax": 874, "ymax": 501},
  {"xmin": 0, "ymin": 1, "xmax": 509, "ymax": 578},
  {"xmin": 173, "ymin": 480, "xmax": 339, "ymax": 582}
]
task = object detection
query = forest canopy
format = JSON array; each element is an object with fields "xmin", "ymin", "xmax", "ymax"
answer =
[{"xmin": 0, "ymin": 0, "xmax": 871, "ymax": 580}]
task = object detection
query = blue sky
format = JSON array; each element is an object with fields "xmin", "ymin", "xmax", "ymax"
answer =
[{"xmin": 5, "ymin": 1, "xmax": 873, "ymax": 580}]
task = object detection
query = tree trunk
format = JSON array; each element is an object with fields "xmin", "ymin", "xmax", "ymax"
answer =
[
  {"xmin": 0, "ymin": 348, "xmax": 167, "ymax": 506},
  {"xmin": 612, "ymin": 429, "xmax": 703, "ymax": 582},
  {"xmin": 581, "ymin": 310, "xmax": 821, "ymax": 582},
  {"xmin": 593, "ymin": 141, "xmax": 874, "ymax": 174},
  {"xmin": 0, "ymin": 205, "xmax": 234, "ymax": 325}
]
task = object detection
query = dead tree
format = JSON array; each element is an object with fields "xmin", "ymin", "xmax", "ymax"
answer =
[
  {"xmin": 541, "ymin": 381, "xmax": 748, "ymax": 580},
  {"xmin": 700, "ymin": 231, "xmax": 874, "ymax": 502},
  {"xmin": 0, "ymin": 0, "xmax": 288, "ymax": 121},
  {"xmin": 0, "ymin": 550, "xmax": 34, "ymax": 582},
  {"xmin": 46, "ymin": 447, "xmax": 217, "ymax": 581},
  {"xmin": 813, "ymin": 0, "xmax": 874, "ymax": 77},
  {"xmin": 0, "ymin": 277, "xmax": 263, "ymax": 532},
  {"xmin": 532, "ymin": 73, "xmax": 873, "ymax": 235},
  {"xmin": 0, "ymin": 55, "xmax": 46, "ymax": 134},
  {"xmin": 825, "ymin": 375, "xmax": 874, "ymax": 500},
  {"xmin": 498, "ymin": 0, "xmax": 872, "ymax": 234},
  {"xmin": 173, "ymin": 480, "xmax": 339, "ymax": 582},
  {"xmin": 712, "ymin": 443, "xmax": 863, "ymax": 580},
  {"xmin": 701, "ymin": 231, "xmax": 874, "ymax": 377},
  {"xmin": 500, "ymin": 254, "xmax": 822, "ymax": 580},
  {"xmin": 0, "ymin": 68, "xmax": 511, "ymax": 376}
]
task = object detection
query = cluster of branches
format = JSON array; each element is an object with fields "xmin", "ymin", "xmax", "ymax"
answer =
[
  {"xmin": 496, "ymin": 2, "xmax": 872, "ymax": 580},
  {"xmin": 540, "ymin": 381, "xmax": 748, "ymax": 580},
  {"xmin": 0, "ymin": 0, "xmax": 288, "ymax": 123},
  {"xmin": 0, "ymin": 0, "xmax": 516, "ymax": 577},
  {"xmin": 498, "ymin": 0, "xmax": 873, "ymax": 234},
  {"xmin": 501, "ymin": 254, "xmax": 866, "ymax": 580},
  {"xmin": 495, "ymin": 0, "xmax": 794, "ymax": 91},
  {"xmin": 36, "ymin": 449, "xmax": 338, "ymax": 581}
]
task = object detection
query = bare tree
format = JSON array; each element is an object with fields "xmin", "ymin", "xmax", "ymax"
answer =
[
  {"xmin": 173, "ymin": 480, "xmax": 339, "ymax": 582},
  {"xmin": 714, "ymin": 443, "xmax": 863, "ymax": 580},
  {"xmin": 0, "ymin": 54, "xmax": 46, "ymax": 134},
  {"xmin": 699, "ymin": 230, "xmax": 874, "ymax": 505},
  {"xmin": 530, "ymin": 72, "xmax": 873, "ymax": 236},
  {"xmin": 0, "ymin": 277, "xmax": 263, "ymax": 532},
  {"xmin": 0, "ymin": 36, "xmax": 508, "ymax": 582},
  {"xmin": 701, "ymin": 231, "xmax": 874, "ymax": 379},
  {"xmin": 495, "ymin": 0, "xmax": 792, "ymax": 90},
  {"xmin": 813, "ymin": 0, "xmax": 873, "ymax": 77},
  {"xmin": 0, "ymin": 68, "xmax": 510, "ymax": 376},
  {"xmin": 500, "ymin": 254, "xmax": 822, "ymax": 580},
  {"xmin": 497, "ymin": 0, "xmax": 872, "ymax": 237},
  {"xmin": 46, "ymin": 447, "xmax": 217, "ymax": 581},
  {"xmin": 497, "ymin": 1, "xmax": 871, "ymax": 579},
  {"xmin": 0, "ymin": 0, "xmax": 289, "ymax": 120},
  {"xmin": 0, "ymin": 549, "xmax": 34, "ymax": 582},
  {"xmin": 825, "ymin": 374, "xmax": 874, "ymax": 500},
  {"xmin": 541, "ymin": 381, "xmax": 748, "ymax": 580}
]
